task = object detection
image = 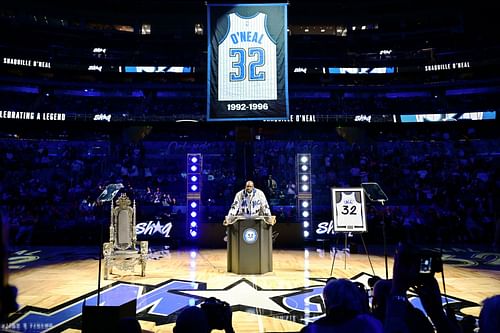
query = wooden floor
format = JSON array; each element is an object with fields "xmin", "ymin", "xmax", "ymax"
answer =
[{"xmin": 6, "ymin": 246, "xmax": 500, "ymax": 333}]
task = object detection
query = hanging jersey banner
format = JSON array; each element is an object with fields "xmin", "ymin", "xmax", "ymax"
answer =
[
  {"xmin": 207, "ymin": 3, "xmax": 289, "ymax": 121},
  {"xmin": 332, "ymin": 188, "xmax": 367, "ymax": 232}
]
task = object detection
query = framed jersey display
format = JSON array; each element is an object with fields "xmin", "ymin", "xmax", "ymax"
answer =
[
  {"xmin": 331, "ymin": 188, "xmax": 367, "ymax": 232},
  {"xmin": 207, "ymin": 3, "xmax": 289, "ymax": 121}
]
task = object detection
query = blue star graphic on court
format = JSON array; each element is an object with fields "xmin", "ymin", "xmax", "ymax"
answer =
[{"xmin": 175, "ymin": 279, "xmax": 297, "ymax": 313}]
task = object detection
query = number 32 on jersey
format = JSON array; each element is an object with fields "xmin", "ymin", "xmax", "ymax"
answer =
[{"xmin": 332, "ymin": 188, "xmax": 367, "ymax": 232}]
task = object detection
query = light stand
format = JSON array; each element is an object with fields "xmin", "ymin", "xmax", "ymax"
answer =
[
  {"xmin": 361, "ymin": 182, "xmax": 389, "ymax": 279},
  {"xmin": 380, "ymin": 199, "xmax": 388, "ymax": 279}
]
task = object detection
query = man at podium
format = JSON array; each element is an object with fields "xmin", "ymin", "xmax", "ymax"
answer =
[
  {"xmin": 223, "ymin": 180, "xmax": 275, "ymax": 274},
  {"xmin": 225, "ymin": 180, "xmax": 271, "ymax": 226}
]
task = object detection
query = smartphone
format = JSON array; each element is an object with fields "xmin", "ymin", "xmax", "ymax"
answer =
[{"xmin": 419, "ymin": 257, "xmax": 433, "ymax": 274}]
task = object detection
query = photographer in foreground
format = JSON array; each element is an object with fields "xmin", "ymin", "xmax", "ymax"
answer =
[
  {"xmin": 300, "ymin": 278, "xmax": 382, "ymax": 333},
  {"xmin": 384, "ymin": 242, "xmax": 461, "ymax": 333},
  {"xmin": 174, "ymin": 297, "xmax": 235, "ymax": 333},
  {"xmin": 372, "ymin": 279, "xmax": 435, "ymax": 333}
]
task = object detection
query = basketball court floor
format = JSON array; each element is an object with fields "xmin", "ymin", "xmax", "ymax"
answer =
[{"xmin": 4, "ymin": 245, "xmax": 500, "ymax": 333}]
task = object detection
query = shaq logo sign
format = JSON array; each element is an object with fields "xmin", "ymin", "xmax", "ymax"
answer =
[
  {"xmin": 136, "ymin": 220, "xmax": 173, "ymax": 238},
  {"xmin": 315, "ymin": 221, "xmax": 336, "ymax": 235}
]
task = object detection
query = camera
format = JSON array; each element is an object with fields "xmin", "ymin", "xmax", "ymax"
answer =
[{"xmin": 200, "ymin": 297, "xmax": 230, "ymax": 330}]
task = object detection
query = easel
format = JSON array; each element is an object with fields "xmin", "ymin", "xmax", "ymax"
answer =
[
  {"xmin": 329, "ymin": 231, "xmax": 375, "ymax": 277},
  {"xmin": 329, "ymin": 187, "xmax": 375, "ymax": 277}
]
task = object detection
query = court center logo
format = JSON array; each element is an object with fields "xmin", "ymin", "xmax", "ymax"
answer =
[
  {"xmin": 243, "ymin": 228, "xmax": 258, "ymax": 244},
  {"xmin": 6, "ymin": 274, "xmax": 480, "ymax": 332}
]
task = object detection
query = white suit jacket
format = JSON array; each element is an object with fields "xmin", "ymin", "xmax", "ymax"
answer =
[{"xmin": 227, "ymin": 188, "xmax": 271, "ymax": 217}]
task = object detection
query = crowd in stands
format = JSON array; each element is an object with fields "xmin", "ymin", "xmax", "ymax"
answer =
[
  {"xmin": 0, "ymin": 109, "xmax": 498, "ymax": 333},
  {"xmin": 252, "ymin": 125, "xmax": 498, "ymax": 246},
  {"xmin": 0, "ymin": 137, "xmax": 111, "ymax": 245},
  {"xmin": 0, "ymin": 122, "xmax": 498, "ymax": 248}
]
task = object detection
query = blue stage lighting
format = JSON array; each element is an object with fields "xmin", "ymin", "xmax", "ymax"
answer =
[
  {"xmin": 187, "ymin": 153, "xmax": 202, "ymax": 239},
  {"xmin": 296, "ymin": 153, "xmax": 312, "ymax": 240}
]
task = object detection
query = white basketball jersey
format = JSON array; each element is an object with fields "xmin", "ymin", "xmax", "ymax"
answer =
[
  {"xmin": 336, "ymin": 192, "xmax": 363, "ymax": 227},
  {"xmin": 218, "ymin": 12, "xmax": 277, "ymax": 101}
]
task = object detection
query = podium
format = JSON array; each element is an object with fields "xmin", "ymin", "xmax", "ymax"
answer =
[{"xmin": 225, "ymin": 215, "xmax": 276, "ymax": 274}]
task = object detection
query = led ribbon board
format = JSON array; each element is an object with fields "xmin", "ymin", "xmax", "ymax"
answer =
[{"xmin": 207, "ymin": 3, "xmax": 289, "ymax": 121}]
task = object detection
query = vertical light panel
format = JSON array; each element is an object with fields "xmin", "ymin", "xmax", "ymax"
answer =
[
  {"xmin": 296, "ymin": 153, "xmax": 312, "ymax": 239},
  {"xmin": 187, "ymin": 153, "xmax": 202, "ymax": 239}
]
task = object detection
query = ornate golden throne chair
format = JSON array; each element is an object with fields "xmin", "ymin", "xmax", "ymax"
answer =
[{"xmin": 103, "ymin": 193, "xmax": 148, "ymax": 279}]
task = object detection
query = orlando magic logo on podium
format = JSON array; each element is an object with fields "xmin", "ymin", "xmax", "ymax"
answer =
[{"xmin": 243, "ymin": 227, "xmax": 258, "ymax": 244}]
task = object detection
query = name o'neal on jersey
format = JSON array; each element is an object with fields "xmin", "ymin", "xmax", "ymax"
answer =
[{"xmin": 229, "ymin": 31, "xmax": 265, "ymax": 45}]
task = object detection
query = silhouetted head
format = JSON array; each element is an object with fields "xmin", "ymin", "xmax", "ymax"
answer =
[
  {"xmin": 173, "ymin": 306, "xmax": 210, "ymax": 333},
  {"xmin": 323, "ymin": 278, "xmax": 368, "ymax": 322},
  {"xmin": 479, "ymin": 295, "xmax": 500, "ymax": 333}
]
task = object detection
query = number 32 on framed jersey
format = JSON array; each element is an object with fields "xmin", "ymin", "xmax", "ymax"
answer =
[
  {"xmin": 332, "ymin": 188, "xmax": 367, "ymax": 232},
  {"xmin": 207, "ymin": 3, "xmax": 289, "ymax": 121}
]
